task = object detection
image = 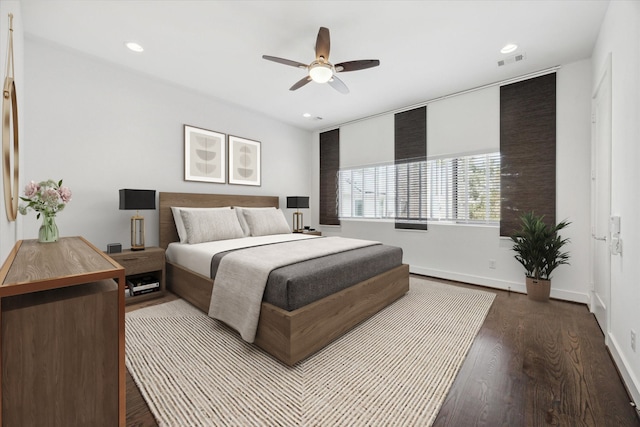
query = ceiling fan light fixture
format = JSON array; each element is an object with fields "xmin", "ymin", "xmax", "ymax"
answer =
[
  {"xmin": 262, "ymin": 26, "xmax": 380, "ymax": 93},
  {"xmin": 309, "ymin": 62, "xmax": 333, "ymax": 83}
]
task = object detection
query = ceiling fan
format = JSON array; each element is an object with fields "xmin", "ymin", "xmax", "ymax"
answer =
[{"xmin": 262, "ymin": 27, "xmax": 380, "ymax": 94}]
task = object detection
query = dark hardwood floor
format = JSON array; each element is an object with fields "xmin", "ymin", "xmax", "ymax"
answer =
[
  {"xmin": 432, "ymin": 278, "xmax": 639, "ymax": 427},
  {"xmin": 126, "ymin": 277, "xmax": 640, "ymax": 426}
]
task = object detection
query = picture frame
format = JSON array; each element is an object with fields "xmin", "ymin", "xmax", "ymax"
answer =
[
  {"xmin": 228, "ymin": 135, "xmax": 261, "ymax": 186},
  {"xmin": 184, "ymin": 125, "xmax": 226, "ymax": 183}
]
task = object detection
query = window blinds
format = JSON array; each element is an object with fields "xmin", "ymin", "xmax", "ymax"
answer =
[
  {"xmin": 338, "ymin": 151, "xmax": 499, "ymax": 224},
  {"xmin": 394, "ymin": 106, "xmax": 428, "ymax": 230},
  {"xmin": 319, "ymin": 129, "xmax": 340, "ymax": 226},
  {"xmin": 452, "ymin": 153, "xmax": 501, "ymax": 223},
  {"xmin": 500, "ymin": 73, "xmax": 556, "ymax": 236}
]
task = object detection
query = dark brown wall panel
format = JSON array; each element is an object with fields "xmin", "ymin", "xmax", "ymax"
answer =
[
  {"xmin": 395, "ymin": 106, "xmax": 427, "ymax": 162},
  {"xmin": 500, "ymin": 73, "xmax": 556, "ymax": 236},
  {"xmin": 395, "ymin": 106, "xmax": 427, "ymax": 230},
  {"xmin": 320, "ymin": 129, "xmax": 340, "ymax": 225}
]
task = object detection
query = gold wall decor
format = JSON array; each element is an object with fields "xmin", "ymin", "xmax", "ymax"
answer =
[{"xmin": 2, "ymin": 13, "xmax": 19, "ymax": 221}]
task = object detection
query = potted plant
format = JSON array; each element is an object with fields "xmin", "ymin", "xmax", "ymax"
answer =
[{"xmin": 510, "ymin": 212, "xmax": 571, "ymax": 301}]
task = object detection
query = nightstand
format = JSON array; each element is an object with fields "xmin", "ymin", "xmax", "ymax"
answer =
[
  {"xmin": 109, "ymin": 246, "xmax": 166, "ymax": 304},
  {"xmin": 294, "ymin": 231, "xmax": 322, "ymax": 236}
]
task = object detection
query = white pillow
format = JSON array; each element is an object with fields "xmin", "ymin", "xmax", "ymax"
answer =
[
  {"xmin": 233, "ymin": 206, "xmax": 276, "ymax": 236},
  {"xmin": 173, "ymin": 207, "xmax": 242, "ymax": 244},
  {"xmin": 243, "ymin": 208, "xmax": 292, "ymax": 236},
  {"xmin": 172, "ymin": 206, "xmax": 232, "ymax": 243},
  {"xmin": 171, "ymin": 207, "xmax": 190, "ymax": 243}
]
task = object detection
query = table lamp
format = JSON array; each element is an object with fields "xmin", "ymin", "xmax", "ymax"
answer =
[
  {"xmin": 119, "ymin": 189, "xmax": 156, "ymax": 251},
  {"xmin": 287, "ymin": 196, "xmax": 309, "ymax": 232}
]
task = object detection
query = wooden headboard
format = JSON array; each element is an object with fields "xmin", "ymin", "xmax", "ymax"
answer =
[{"xmin": 158, "ymin": 192, "xmax": 280, "ymax": 249}]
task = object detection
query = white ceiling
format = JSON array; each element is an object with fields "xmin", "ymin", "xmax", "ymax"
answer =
[{"xmin": 20, "ymin": 0, "xmax": 608, "ymax": 132}]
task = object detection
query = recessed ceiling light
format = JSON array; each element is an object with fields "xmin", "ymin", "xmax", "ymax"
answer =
[
  {"xmin": 302, "ymin": 113, "xmax": 312, "ymax": 118},
  {"xmin": 500, "ymin": 43, "xmax": 518, "ymax": 54},
  {"xmin": 125, "ymin": 42, "xmax": 144, "ymax": 53}
]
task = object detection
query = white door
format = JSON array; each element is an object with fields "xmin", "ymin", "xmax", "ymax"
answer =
[{"xmin": 591, "ymin": 56, "xmax": 612, "ymax": 337}]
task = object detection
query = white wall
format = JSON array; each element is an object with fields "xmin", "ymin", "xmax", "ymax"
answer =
[
  {"xmin": 312, "ymin": 59, "xmax": 593, "ymax": 304},
  {"xmin": 23, "ymin": 39, "xmax": 313, "ymax": 251},
  {"xmin": 591, "ymin": 0, "xmax": 640, "ymax": 405},
  {"xmin": 0, "ymin": 1, "xmax": 24, "ymax": 260}
]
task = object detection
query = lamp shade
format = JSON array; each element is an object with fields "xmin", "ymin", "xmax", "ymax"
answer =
[
  {"xmin": 119, "ymin": 189, "xmax": 156, "ymax": 210},
  {"xmin": 287, "ymin": 196, "xmax": 309, "ymax": 209}
]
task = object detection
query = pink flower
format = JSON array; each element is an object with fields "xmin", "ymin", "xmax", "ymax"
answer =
[
  {"xmin": 24, "ymin": 181, "xmax": 39, "ymax": 198},
  {"xmin": 58, "ymin": 186, "xmax": 72, "ymax": 203},
  {"xmin": 19, "ymin": 178, "xmax": 71, "ymax": 218},
  {"xmin": 41, "ymin": 188, "xmax": 60, "ymax": 204}
]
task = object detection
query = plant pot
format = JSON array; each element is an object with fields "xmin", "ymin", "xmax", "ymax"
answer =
[{"xmin": 526, "ymin": 277, "xmax": 551, "ymax": 302}]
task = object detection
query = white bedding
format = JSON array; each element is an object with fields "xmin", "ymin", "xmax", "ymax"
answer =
[
  {"xmin": 165, "ymin": 233, "xmax": 320, "ymax": 277},
  {"xmin": 209, "ymin": 236, "xmax": 380, "ymax": 342}
]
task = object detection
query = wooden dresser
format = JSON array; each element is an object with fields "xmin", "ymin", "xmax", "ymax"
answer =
[{"xmin": 0, "ymin": 237, "xmax": 125, "ymax": 426}]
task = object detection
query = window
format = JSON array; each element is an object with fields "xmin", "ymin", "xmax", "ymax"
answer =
[
  {"xmin": 339, "ymin": 164, "xmax": 396, "ymax": 219},
  {"xmin": 338, "ymin": 151, "xmax": 500, "ymax": 224},
  {"xmin": 395, "ymin": 159, "xmax": 428, "ymax": 228}
]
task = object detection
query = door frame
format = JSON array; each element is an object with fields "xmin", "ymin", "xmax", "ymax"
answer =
[{"xmin": 590, "ymin": 53, "xmax": 612, "ymax": 342}]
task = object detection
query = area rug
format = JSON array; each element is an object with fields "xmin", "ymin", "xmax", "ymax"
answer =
[{"xmin": 126, "ymin": 277, "xmax": 495, "ymax": 426}]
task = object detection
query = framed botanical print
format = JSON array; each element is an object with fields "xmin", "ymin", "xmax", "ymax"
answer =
[
  {"xmin": 184, "ymin": 125, "xmax": 226, "ymax": 183},
  {"xmin": 228, "ymin": 135, "xmax": 261, "ymax": 186}
]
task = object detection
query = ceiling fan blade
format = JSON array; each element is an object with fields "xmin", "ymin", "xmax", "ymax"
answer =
[
  {"xmin": 334, "ymin": 59, "xmax": 380, "ymax": 73},
  {"xmin": 315, "ymin": 27, "xmax": 330, "ymax": 60},
  {"xmin": 328, "ymin": 75, "xmax": 349, "ymax": 94},
  {"xmin": 262, "ymin": 55, "xmax": 307, "ymax": 69},
  {"xmin": 289, "ymin": 76, "xmax": 312, "ymax": 91}
]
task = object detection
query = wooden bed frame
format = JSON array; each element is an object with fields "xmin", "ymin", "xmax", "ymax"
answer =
[{"xmin": 159, "ymin": 192, "xmax": 410, "ymax": 366}]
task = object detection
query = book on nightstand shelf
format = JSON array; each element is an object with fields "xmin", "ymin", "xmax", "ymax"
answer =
[{"xmin": 126, "ymin": 275, "xmax": 160, "ymax": 297}]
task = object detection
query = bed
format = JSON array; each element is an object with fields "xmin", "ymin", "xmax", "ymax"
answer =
[{"xmin": 159, "ymin": 192, "xmax": 410, "ymax": 365}]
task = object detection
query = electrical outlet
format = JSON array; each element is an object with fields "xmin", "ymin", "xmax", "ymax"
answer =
[
  {"xmin": 489, "ymin": 259, "xmax": 496, "ymax": 269},
  {"xmin": 631, "ymin": 330, "xmax": 637, "ymax": 352}
]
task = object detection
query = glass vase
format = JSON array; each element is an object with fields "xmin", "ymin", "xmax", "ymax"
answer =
[{"xmin": 38, "ymin": 214, "xmax": 59, "ymax": 243}]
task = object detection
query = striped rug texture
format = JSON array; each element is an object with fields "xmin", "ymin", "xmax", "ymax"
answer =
[{"xmin": 126, "ymin": 277, "xmax": 495, "ymax": 426}]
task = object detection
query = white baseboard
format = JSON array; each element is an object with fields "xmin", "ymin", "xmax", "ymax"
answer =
[
  {"xmin": 607, "ymin": 332, "xmax": 640, "ymax": 407},
  {"xmin": 410, "ymin": 265, "xmax": 589, "ymax": 304}
]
